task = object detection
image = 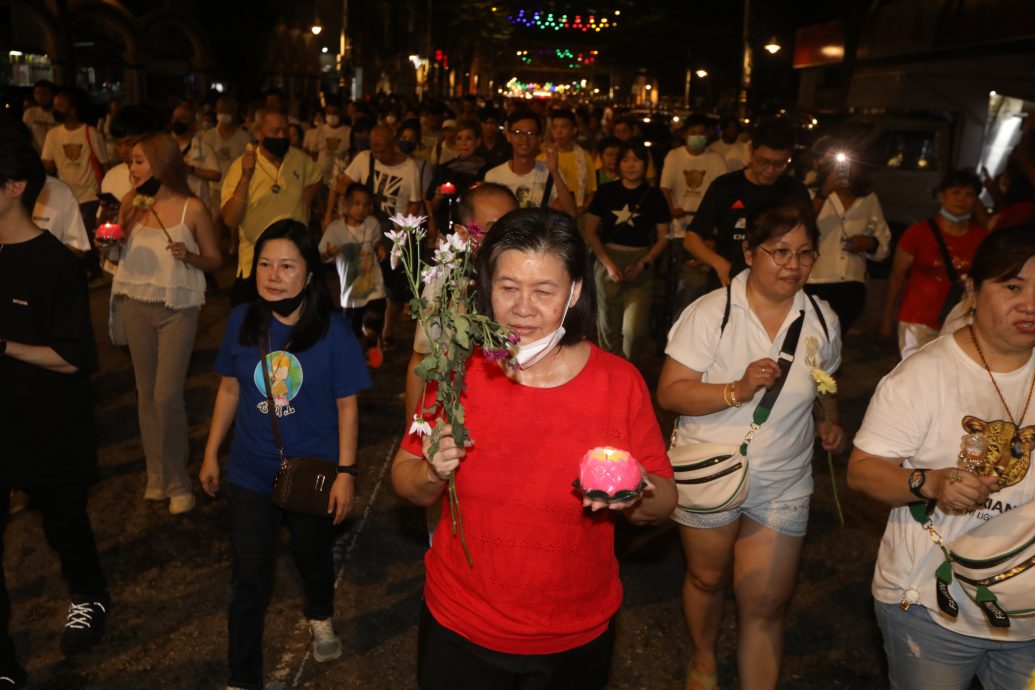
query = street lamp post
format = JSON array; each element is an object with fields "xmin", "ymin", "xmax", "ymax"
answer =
[{"xmin": 738, "ymin": 0, "xmax": 752, "ymax": 119}]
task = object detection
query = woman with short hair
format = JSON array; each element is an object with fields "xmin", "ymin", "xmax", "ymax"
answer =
[{"xmin": 658, "ymin": 201, "xmax": 845, "ymax": 690}]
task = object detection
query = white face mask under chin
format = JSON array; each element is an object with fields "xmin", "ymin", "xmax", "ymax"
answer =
[{"xmin": 514, "ymin": 283, "xmax": 577, "ymax": 369}]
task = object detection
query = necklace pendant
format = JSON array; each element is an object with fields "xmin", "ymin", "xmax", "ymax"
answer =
[
  {"xmin": 271, "ymin": 184, "xmax": 281, "ymax": 194},
  {"xmin": 1012, "ymin": 434, "xmax": 1024, "ymax": 460}
]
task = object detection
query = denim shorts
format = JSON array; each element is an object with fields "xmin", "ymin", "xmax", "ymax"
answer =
[
  {"xmin": 874, "ymin": 601, "xmax": 1035, "ymax": 690},
  {"xmin": 671, "ymin": 494, "xmax": 810, "ymax": 537}
]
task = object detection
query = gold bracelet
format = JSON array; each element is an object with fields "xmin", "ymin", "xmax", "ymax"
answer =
[
  {"xmin": 727, "ymin": 382, "xmax": 742, "ymax": 408},
  {"xmin": 722, "ymin": 382, "xmax": 733, "ymax": 407}
]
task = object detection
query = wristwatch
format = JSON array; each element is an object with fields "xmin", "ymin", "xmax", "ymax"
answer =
[
  {"xmin": 336, "ymin": 465, "xmax": 357, "ymax": 476},
  {"xmin": 907, "ymin": 468, "xmax": 929, "ymax": 500}
]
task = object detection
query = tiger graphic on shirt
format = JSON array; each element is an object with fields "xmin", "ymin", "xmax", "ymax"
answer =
[{"xmin": 957, "ymin": 415, "xmax": 1035, "ymax": 491}]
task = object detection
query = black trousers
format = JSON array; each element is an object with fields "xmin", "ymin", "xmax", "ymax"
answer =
[
  {"xmin": 804, "ymin": 281, "xmax": 867, "ymax": 334},
  {"xmin": 226, "ymin": 483, "xmax": 334, "ymax": 690},
  {"xmin": 417, "ymin": 601, "xmax": 615, "ymax": 690},
  {"xmin": 343, "ymin": 299, "xmax": 386, "ymax": 342},
  {"xmin": 0, "ymin": 484, "xmax": 107, "ymax": 677}
]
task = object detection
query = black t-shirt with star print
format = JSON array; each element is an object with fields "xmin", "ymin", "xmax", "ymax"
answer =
[{"xmin": 587, "ymin": 180, "xmax": 671, "ymax": 248}]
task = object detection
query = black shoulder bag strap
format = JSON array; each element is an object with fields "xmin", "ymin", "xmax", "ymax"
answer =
[
  {"xmin": 540, "ymin": 173, "xmax": 554, "ymax": 208},
  {"xmin": 258, "ymin": 332, "xmax": 287, "ymax": 466},
  {"xmin": 365, "ymin": 150, "xmax": 376, "ymax": 195},
  {"xmin": 927, "ymin": 217, "xmax": 960, "ymax": 285},
  {"xmin": 740, "ymin": 309, "xmax": 806, "ymax": 454},
  {"xmin": 721, "ymin": 285, "xmax": 828, "ymax": 341}
]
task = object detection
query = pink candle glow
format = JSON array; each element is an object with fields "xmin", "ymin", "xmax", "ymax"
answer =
[
  {"xmin": 95, "ymin": 222, "xmax": 124, "ymax": 242},
  {"xmin": 577, "ymin": 446, "xmax": 643, "ymax": 500},
  {"xmin": 438, "ymin": 182, "xmax": 457, "ymax": 196}
]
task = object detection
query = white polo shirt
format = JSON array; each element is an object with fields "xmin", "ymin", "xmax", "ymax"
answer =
[{"xmin": 666, "ymin": 271, "xmax": 841, "ymax": 507}]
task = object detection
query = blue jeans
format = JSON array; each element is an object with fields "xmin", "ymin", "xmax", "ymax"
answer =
[{"xmin": 874, "ymin": 601, "xmax": 1035, "ymax": 690}]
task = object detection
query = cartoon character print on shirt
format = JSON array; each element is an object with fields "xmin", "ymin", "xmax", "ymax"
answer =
[
  {"xmin": 254, "ymin": 351, "xmax": 303, "ymax": 417},
  {"xmin": 341, "ymin": 242, "xmax": 376, "ymax": 300},
  {"xmin": 957, "ymin": 415, "xmax": 1035, "ymax": 492},
  {"xmin": 682, "ymin": 169, "xmax": 706, "ymax": 190},
  {"xmin": 63, "ymin": 143, "xmax": 83, "ymax": 162}
]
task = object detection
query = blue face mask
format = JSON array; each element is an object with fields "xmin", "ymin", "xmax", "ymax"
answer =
[{"xmin": 939, "ymin": 207, "xmax": 971, "ymax": 224}]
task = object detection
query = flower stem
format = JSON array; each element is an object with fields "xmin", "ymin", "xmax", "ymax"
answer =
[
  {"xmin": 821, "ymin": 407, "xmax": 845, "ymax": 527},
  {"xmin": 448, "ymin": 475, "xmax": 473, "ymax": 568}
]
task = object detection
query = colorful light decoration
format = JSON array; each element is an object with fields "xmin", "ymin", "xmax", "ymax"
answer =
[
  {"xmin": 508, "ymin": 9, "xmax": 619, "ymax": 31},
  {"xmin": 514, "ymin": 48, "xmax": 599, "ymax": 69},
  {"xmin": 502, "ymin": 77, "xmax": 594, "ymax": 98}
]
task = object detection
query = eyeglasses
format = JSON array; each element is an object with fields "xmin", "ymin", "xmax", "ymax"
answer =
[
  {"xmin": 509, "ymin": 129, "xmax": 540, "ymax": 139},
  {"xmin": 758, "ymin": 246, "xmax": 818, "ymax": 267},
  {"xmin": 754, "ymin": 156, "xmax": 791, "ymax": 172}
]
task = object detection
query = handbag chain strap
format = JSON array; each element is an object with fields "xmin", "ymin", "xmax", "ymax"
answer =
[{"xmin": 258, "ymin": 330, "xmax": 288, "ymax": 466}]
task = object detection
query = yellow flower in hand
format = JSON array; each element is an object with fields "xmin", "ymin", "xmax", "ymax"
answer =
[
  {"xmin": 810, "ymin": 368, "xmax": 838, "ymax": 396},
  {"xmin": 132, "ymin": 194, "xmax": 155, "ymax": 209}
]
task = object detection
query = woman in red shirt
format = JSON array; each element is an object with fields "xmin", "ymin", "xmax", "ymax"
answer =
[
  {"xmin": 880, "ymin": 169, "xmax": 988, "ymax": 359},
  {"xmin": 392, "ymin": 208, "xmax": 676, "ymax": 690}
]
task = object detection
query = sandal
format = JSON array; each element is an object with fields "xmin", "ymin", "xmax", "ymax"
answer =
[{"xmin": 686, "ymin": 660, "xmax": 719, "ymax": 690}]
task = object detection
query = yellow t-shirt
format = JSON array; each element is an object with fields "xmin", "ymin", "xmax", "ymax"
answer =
[
  {"xmin": 537, "ymin": 145, "xmax": 597, "ymax": 208},
  {"xmin": 221, "ymin": 146, "xmax": 322, "ymax": 278}
]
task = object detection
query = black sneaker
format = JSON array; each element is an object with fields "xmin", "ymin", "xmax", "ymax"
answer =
[{"xmin": 60, "ymin": 596, "xmax": 109, "ymax": 655}]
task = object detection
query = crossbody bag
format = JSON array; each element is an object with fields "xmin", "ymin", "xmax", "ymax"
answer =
[
  {"xmin": 927, "ymin": 218, "xmax": 966, "ymax": 326},
  {"xmin": 670, "ymin": 286, "xmax": 825, "ymax": 513},
  {"xmin": 259, "ymin": 336, "xmax": 336, "ymax": 517}
]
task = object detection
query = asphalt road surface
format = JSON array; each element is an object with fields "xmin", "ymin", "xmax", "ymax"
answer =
[{"xmin": 7, "ymin": 263, "xmax": 906, "ymax": 689}]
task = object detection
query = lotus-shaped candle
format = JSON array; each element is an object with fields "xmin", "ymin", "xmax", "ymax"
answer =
[
  {"xmin": 574, "ymin": 446, "xmax": 646, "ymax": 504},
  {"xmin": 95, "ymin": 222, "xmax": 124, "ymax": 246}
]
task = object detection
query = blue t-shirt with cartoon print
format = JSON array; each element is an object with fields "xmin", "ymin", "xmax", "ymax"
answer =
[{"xmin": 215, "ymin": 304, "xmax": 371, "ymax": 495}]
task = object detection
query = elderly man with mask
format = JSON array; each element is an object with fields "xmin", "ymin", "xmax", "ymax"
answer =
[
  {"xmin": 221, "ymin": 107, "xmax": 322, "ymax": 306},
  {"xmin": 326, "ymin": 124, "xmax": 423, "ymax": 348}
]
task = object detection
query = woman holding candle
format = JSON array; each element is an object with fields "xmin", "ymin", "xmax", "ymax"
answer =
[
  {"xmin": 657, "ymin": 201, "xmax": 845, "ymax": 690},
  {"xmin": 426, "ymin": 119, "xmax": 487, "ymax": 239},
  {"xmin": 392, "ymin": 207, "xmax": 676, "ymax": 690},
  {"xmin": 848, "ymin": 226, "xmax": 1035, "ymax": 690},
  {"xmin": 110, "ymin": 132, "xmax": 221, "ymax": 513}
]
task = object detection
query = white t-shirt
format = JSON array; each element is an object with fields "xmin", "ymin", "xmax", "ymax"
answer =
[
  {"xmin": 32, "ymin": 176, "xmax": 90, "ymax": 252},
  {"xmin": 708, "ymin": 139, "xmax": 750, "ymax": 172},
  {"xmin": 343, "ymin": 151, "xmax": 422, "ymax": 217},
  {"xmin": 660, "ymin": 147, "xmax": 729, "ymax": 237},
  {"xmin": 202, "ymin": 126, "xmax": 250, "ymax": 177},
  {"xmin": 40, "ymin": 124, "xmax": 108, "ymax": 203},
  {"xmin": 101, "ymin": 163, "xmax": 133, "ymax": 207},
  {"xmin": 854, "ymin": 335, "xmax": 1035, "ymax": 640},
  {"xmin": 319, "ymin": 216, "xmax": 385, "ymax": 308},
  {"xmin": 313, "ymin": 123, "xmax": 352, "ymax": 185},
  {"xmin": 484, "ymin": 161, "xmax": 557, "ymax": 209},
  {"xmin": 181, "ymin": 135, "xmax": 220, "ymax": 208},
  {"xmin": 666, "ymin": 271, "xmax": 841, "ymax": 507},
  {"xmin": 23, "ymin": 106, "xmax": 55, "ymax": 154},
  {"xmin": 808, "ymin": 192, "xmax": 892, "ymax": 285}
]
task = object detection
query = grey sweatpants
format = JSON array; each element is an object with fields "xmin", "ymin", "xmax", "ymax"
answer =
[{"xmin": 121, "ymin": 298, "xmax": 200, "ymax": 499}]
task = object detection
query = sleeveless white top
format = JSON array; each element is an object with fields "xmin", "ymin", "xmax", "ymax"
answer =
[{"xmin": 112, "ymin": 199, "xmax": 206, "ymax": 309}]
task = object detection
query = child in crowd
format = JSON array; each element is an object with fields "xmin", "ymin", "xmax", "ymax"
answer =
[{"xmin": 319, "ymin": 183, "xmax": 387, "ymax": 368}]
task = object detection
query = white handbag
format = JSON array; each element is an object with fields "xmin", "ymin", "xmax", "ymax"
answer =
[
  {"xmin": 670, "ymin": 441, "xmax": 748, "ymax": 513},
  {"xmin": 912, "ymin": 499, "xmax": 1035, "ymax": 627}
]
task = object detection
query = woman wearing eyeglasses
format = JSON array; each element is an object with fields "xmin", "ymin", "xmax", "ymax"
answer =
[{"xmin": 658, "ymin": 201, "xmax": 846, "ymax": 690}]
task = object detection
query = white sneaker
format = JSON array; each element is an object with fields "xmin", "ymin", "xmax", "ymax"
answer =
[
  {"xmin": 309, "ymin": 618, "xmax": 342, "ymax": 662},
  {"xmin": 169, "ymin": 493, "xmax": 195, "ymax": 514}
]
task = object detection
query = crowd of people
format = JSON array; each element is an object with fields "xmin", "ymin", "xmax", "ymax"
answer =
[{"xmin": 3, "ymin": 77, "xmax": 1035, "ymax": 690}]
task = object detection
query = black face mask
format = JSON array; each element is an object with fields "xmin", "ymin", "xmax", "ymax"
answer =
[
  {"xmin": 353, "ymin": 137, "xmax": 370, "ymax": 153},
  {"xmin": 171, "ymin": 120, "xmax": 190, "ymax": 136},
  {"xmin": 261, "ymin": 291, "xmax": 305, "ymax": 317},
  {"xmin": 52, "ymin": 110, "xmax": 67, "ymax": 124},
  {"xmin": 137, "ymin": 176, "xmax": 161, "ymax": 196},
  {"xmin": 262, "ymin": 137, "xmax": 290, "ymax": 159}
]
